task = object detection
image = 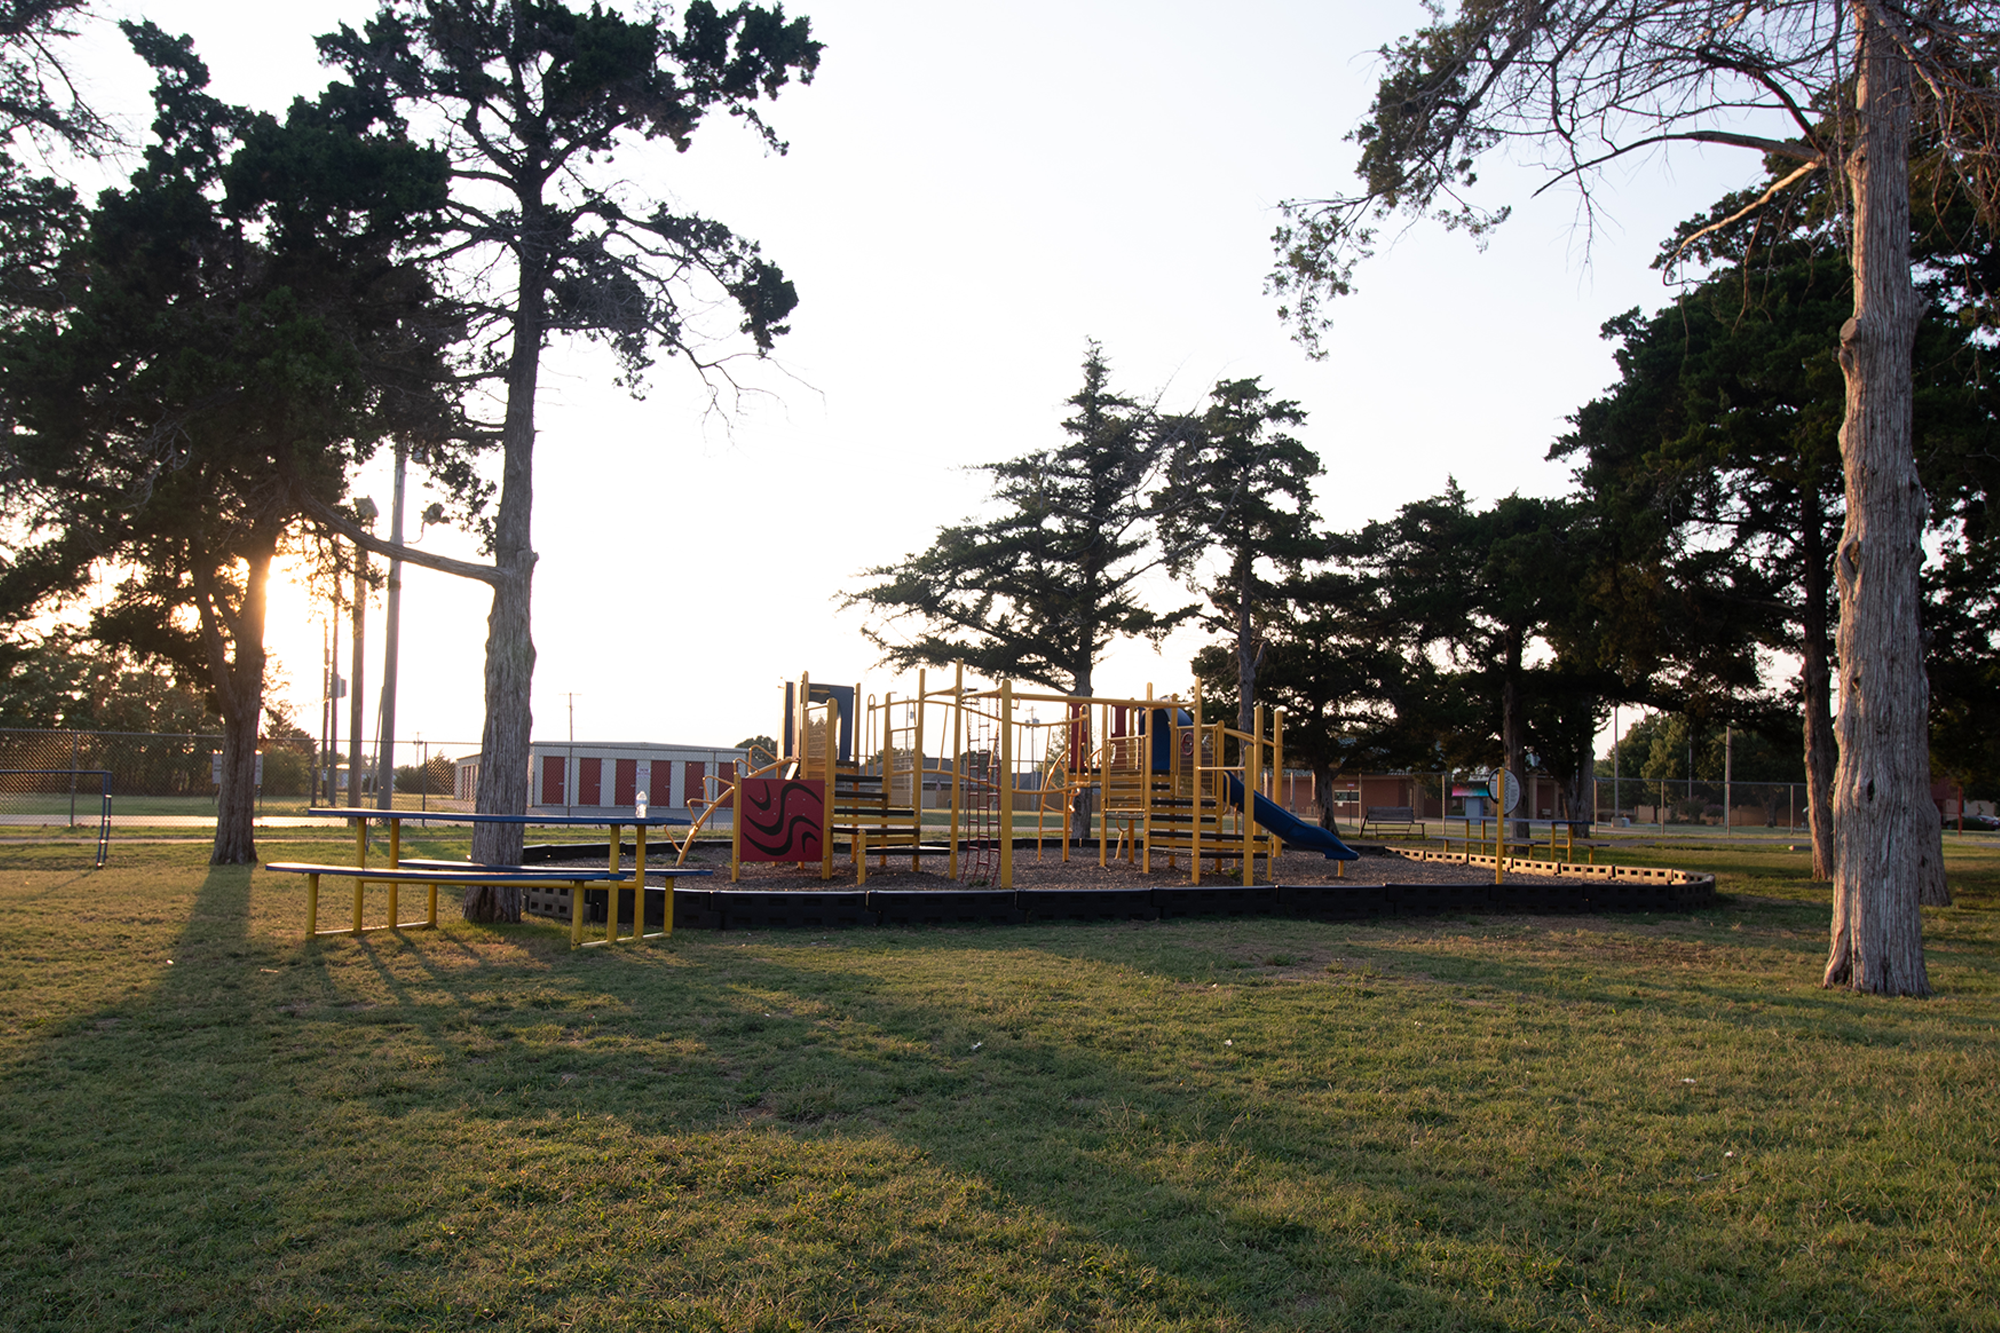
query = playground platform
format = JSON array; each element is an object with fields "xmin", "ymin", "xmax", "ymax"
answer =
[{"xmin": 537, "ymin": 845, "xmax": 1716, "ymax": 931}]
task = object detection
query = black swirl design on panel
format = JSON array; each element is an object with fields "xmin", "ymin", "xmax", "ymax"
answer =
[{"xmin": 740, "ymin": 778, "xmax": 824, "ymax": 861}]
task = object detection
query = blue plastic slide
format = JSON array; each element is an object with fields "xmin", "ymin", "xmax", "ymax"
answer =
[{"xmin": 1225, "ymin": 774, "xmax": 1361, "ymax": 861}]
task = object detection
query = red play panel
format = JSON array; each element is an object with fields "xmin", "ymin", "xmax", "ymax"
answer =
[{"xmin": 737, "ymin": 778, "xmax": 825, "ymax": 861}]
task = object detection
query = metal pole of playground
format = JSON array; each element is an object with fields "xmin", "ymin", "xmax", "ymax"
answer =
[
  {"xmin": 949, "ymin": 661, "xmax": 962, "ymax": 880},
  {"xmin": 1494, "ymin": 769, "xmax": 1519, "ymax": 885},
  {"xmin": 1723, "ymin": 724, "xmax": 1733, "ymax": 840},
  {"xmin": 1611, "ymin": 705, "xmax": 1619, "ymax": 827},
  {"xmin": 999, "ymin": 679, "xmax": 1014, "ymax": 889}
]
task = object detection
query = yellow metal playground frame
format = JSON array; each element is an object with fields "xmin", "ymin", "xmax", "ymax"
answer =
[{"xmin": 667, "ymin": 666, "xmax": 1309, "ymax": 889}]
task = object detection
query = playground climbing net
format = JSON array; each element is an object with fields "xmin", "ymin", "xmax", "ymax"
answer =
[{"xmin": 959, "ymin": 707, "xmax": 1000, "ymax": 885}]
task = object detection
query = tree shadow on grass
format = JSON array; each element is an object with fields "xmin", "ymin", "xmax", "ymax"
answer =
[{"xmin": 3, "ymin": 872, "xmax": 1994, "ymax": 1331}]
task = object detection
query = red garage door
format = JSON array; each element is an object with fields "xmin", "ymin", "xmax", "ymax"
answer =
[
  {"xmin": 614, "ymin": 758, "xmax": 637, "ymax": 807},
  {"xmin": 540, "ymin": 755, "xmax": 565, "ymax": 807},
  {"xmin": 578, "ymin": 758, "xmax": 602, "ymax": 806}
]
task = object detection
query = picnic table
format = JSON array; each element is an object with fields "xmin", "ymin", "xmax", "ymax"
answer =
[{"xmin": 268, "ymin": 808, "xmax": 711, "ymax": 947}]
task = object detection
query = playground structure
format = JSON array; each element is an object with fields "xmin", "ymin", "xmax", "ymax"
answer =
[{"xmin": 670, "ymin": 668, "xmax": 1359, "ymax": 887}]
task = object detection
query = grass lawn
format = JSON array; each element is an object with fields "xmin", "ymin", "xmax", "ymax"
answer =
[{"xmin": 0, "ymin": 837, "xmax": 1995, "ymax": 1331}]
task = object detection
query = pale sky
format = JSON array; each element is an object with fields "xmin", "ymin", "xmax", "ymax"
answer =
[{"xmin": 65, "ymin": 1, "xmax": 1778, "ymax": 763}]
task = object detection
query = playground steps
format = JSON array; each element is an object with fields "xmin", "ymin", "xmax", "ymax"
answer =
[
  {"xmin": 829, "ymin": 767, "xmax": 922, "ymax": 857},
  {"xmin": 528, "ymin": 875, "xmax": 1716, "ymax": 931},
  {"xmin": 1130, "ymin": 792, "xmax": 1282, "ymax": 862}
]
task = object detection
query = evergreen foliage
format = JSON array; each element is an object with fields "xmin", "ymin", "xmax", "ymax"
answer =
[
  {"xmin": 0, "ymin": 22, "xmax": 463, "ymax": 863},
  {"xmin": 1157, "ymin": 378, "xmax": 1326, "ymax": 734},
  {"xmin": 848, "ymin": 343, "xmax": 1188, "ymax": 697},
  {"xmin": 315, "ymin": 0, "xmax": 821, "ymax": 899}
]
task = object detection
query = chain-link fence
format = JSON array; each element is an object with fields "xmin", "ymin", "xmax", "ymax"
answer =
[
  {"xmin": 0, "ymin": 729, "xmax": 478, "ymax": 822},
  {"xmin": 0, "ymin": 732, "xmax": 1841, "ymax": 834},
  {"xmin": 1594, "ymin": 777, "xmax": 1810, "ymax": 829}
]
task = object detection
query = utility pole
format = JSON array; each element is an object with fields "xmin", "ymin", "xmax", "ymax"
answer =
[
  {"xmin": 374, "ymin": 444, "xmax": 407, "ymax": 810},
  {"xmin": 1724, "ymin": 724, "xmax": 1733, "ymax": 840},
  {"xmin": 327, "ymin": 609, "xmax": 341, "ymax": 804},
  {"xmin": 348, "ymin": 498, "xmax": 377, "ymax": 806},
  {"xmin": 564, "ymin": 692, "xmax": 578, "ymax": 816},
  {"xmin": 318, "ymin": 623, "xmax": 331, "ymax": 805}
]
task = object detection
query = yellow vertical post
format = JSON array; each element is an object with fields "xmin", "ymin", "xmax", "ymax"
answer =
[
  {"xmin": 387, "ymin": 818, "xmax": 401, "ymax": 928},
  {"xmin": 859, "ymin": 692, "xmax": 872, "ymax": 886},
  {"xmin": 1273, "ymin": 708, "xmax": 1287, "ymax": 882},
  {"xmin": 1031, "ymin": 718, "xmax": 1044, "ymax": 864},
  {"xmin": 352, "ymin": 816, "xmax": 367, "ymax": 935},
  {"xmin": 607, "ymin": 822, "xmax": 621, "ymax": 944},
  {"xmin": 1098, "ymin": 702, "xmax": 1109, "ymax": 869},
  {"xmin": 1167, "ymin": 692, "xmax": 1181, "ymax": 873},
  {"xmin": 949, "ymin": 662, "xmax": 963, "ymax": 879},
  {"xmin": 571, "ymin": 863, "xmax": 585, "ymax": 946},
  {"xmin": 999, "ymin": 679, "xmax": 1014, "ymax": 889},
  {"xmin": 795, "ymin": 671, "xmax": 810, "ymax": 769},
  {"xmin": 1245, "ymin": 706, "xmax": 1263, "ymax": 888},
  {"xmin": 730, "ymin": 766, "xmax": 744, "ymax": 882},
  {"xmin": 913, "ymin": 669, "xmax": 926, "ymax": 871},
  {"xmin": 1495, "ymin": 776, "xmax": 1506, "ymax": 885},
  {"xmin": 1060, "ymin": 712, "xmax": 1072, "ymax": 862},
  {"xmin": 1190, "ymin": 694, "xmax": 1203, "ymax": 886},
  {"xmin": 878, "ymin": 691, "xmax": 892, "ymax": 874},
  {"xmin": 1140, "ymin": 683, "xmax": 1154, "ymax": 876},
  {"xmin": 635, "ymin": 823, "xmax": 653, "ymax": 939},
  {"xmin": 821, "ymin": 699, "xmax": 838, "ymax": 882},
  {"xmin": 307, "ymin": 872, "xmax": 320, "ymax": 936}
]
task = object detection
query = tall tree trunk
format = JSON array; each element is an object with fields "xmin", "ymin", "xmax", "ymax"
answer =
[
  {"xmin": 1069, "ymin": 662, "xmax": 1095, "ymax": 836},
  {"xmin": 1314, "ymin": 759, "xmax": 1340, "ymax": 831},
  {"xmin": 1235, "ymin": 558, "xmax": 1258, "ymax": 736},
  {"xmin": 467, "ymin": 234, "xmax": 549, "ymax": 917},
  {"xmin": 1557, "ymin": 762, "xmax": 1591, "ymax": 830},
  {"xmin": 1826, "ymin": 11, "xmax": 1933, "ymax": 994},
  {"xmin": 204, "ymin": 540, "xmax": 275, "ymax": 866},
  {"xmin": 1501, "ymin": 636, "xmax": 1528, "ymax": 839},
  {"xmin": 1800, "ymin": 484, "xmax": 1838, "ymax": 881}
]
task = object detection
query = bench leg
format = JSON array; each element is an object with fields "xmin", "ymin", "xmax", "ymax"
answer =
[
  {"xmin": 606, "ymin": 832, "xmax": 620, "ymax": 945},
  {"xmin": 389, "ymin": 822, "xmax": 402, "ymax": 925},
  {"xmin": 307, "ymin": 873, "xmax": 319, "ymax": 937},
  {"xmin": 353, "ymin": 818, "xmax": 368, "ymax": 935},
  {"xmin": 570, "ymin": 877, "xmax": 585, "ymax": 948},
  {"xmin": 635, "ymin": 828, "xmax": 659, "ymax": 939}
]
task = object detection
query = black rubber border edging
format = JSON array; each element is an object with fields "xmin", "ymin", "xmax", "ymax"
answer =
[{"xmin": 560, "ymin": 874, "xmax": 1716, "ymax": 930}]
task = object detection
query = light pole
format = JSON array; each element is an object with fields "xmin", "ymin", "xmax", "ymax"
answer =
[
  {"xmin": 565, "ymin": 692, "xmax": 578, "ymax": 816},
  {"xmin": 348, "ymin": 497, "xmax": 376, "ymax": 806},
  {"xmin": 374, "ymin": 444, "xmax": 407, "ymax": 810}
]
